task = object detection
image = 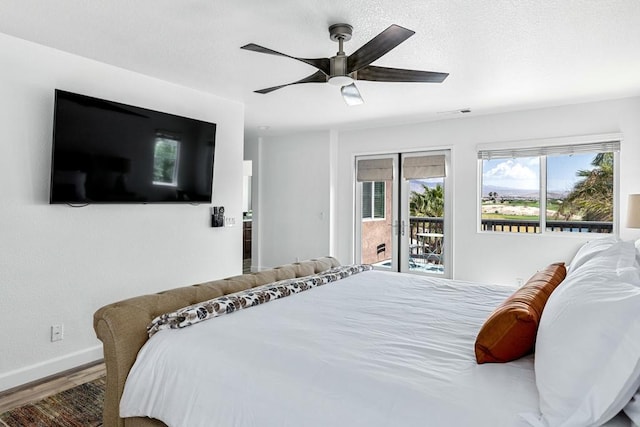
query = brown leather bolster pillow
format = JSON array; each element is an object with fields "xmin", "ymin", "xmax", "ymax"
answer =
[{"xmin": 475, "ymin": 262, "xmax": 566, "ymax": 364}]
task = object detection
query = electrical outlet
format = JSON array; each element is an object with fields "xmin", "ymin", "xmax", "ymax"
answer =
[{"xmin": 51, "ymin": 324, "xmax": 63, "ymax": 342}]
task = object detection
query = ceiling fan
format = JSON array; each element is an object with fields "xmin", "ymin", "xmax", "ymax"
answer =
[{"xmin": 241, "ymin": 23, "xmax": 449, "ymax": 106}]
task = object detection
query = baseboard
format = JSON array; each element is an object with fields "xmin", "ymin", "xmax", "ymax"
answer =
[{"xmin": 0, "ymin": 345, "xmax": 103, "ymax": 392}]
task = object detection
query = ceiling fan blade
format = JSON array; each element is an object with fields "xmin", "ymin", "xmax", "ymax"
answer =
[
  {"xmin": 254, "ymin": 70, "xmax": 328, "ymax": 94},
  {"xmin": 356, "ymin": 65, "xmax": 449, "ymax": 83},
  {"xmin": 241, "ymin": 43, "xmax": 330, "ymax": 75},
  {"xmin": 341, "ymin": 83, "xmax": 364, "ymax": 106},
  {"xmin": 347, "ymin": 24, "xmax": 415, "ymax": 73}
]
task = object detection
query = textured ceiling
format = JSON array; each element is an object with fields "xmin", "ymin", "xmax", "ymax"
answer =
[{"xmin": 2, "ymin": 0, "xmax": 640, "ymax": 140}]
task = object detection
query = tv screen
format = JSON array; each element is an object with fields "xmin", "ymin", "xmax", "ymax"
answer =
[{"xmin": 50, "ymin": 89, "xmax": 216, "ymax": 204}]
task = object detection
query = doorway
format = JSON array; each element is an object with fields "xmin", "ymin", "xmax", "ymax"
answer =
[
  {"xmin": 242, "ymin": 160, "xmax": 252, "ymax": 273},
  {"xmin": 354, "ymin": 150, "xmax": 451, "ymax": 278}
]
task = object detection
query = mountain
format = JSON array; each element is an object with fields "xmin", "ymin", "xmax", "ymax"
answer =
[
  {"xmin": 482, "ymin": 185, "xmax": 569, "ymax": 199},
  {"xmin": 409, "ymin": 182, "xmax": 569, "ymax": 199}
]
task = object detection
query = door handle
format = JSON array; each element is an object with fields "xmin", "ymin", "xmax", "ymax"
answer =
[{"xmin": 401, "ymin": 220, "xmax": 406, "ymax": 236}]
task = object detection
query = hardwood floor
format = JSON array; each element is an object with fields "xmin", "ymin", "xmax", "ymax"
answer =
[{"xmin": 0, "ymin": 360, "xmax": 105, "ymax": 413}]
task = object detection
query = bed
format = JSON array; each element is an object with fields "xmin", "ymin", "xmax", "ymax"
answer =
[{"xmin": 94, "ymin": 241, "xmax": 640, "ymax": 427}]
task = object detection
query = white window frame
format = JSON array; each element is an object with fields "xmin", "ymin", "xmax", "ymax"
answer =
[
  {"xmin": 361, "ymin": 181, "xmax": 386, "ymax": 221},
  {"xmin": 476, "ymin": 134, "xmax": 621, "ymax": 236}
]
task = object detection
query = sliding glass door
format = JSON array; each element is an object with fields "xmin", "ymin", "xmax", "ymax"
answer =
[{"xmin": 355, "ymin": 151, "xmax": 451, "ymax": 278}]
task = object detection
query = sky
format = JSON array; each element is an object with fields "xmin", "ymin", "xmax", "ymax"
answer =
[{"xmin": 482, "ymin": 153, "xmax": 597, "ymax": 192}]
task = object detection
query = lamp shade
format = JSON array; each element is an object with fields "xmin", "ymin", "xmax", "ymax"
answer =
[{"xmin": 627, "ymin": 194, "xmax": 640, "ymax": 228}]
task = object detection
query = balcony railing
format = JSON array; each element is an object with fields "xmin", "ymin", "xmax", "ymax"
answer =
[
  {"xmin": 410, "ymin": 216, "xmax": 613, "ymax": 235},
  {"xmin": 409, "ymin": 217, "xmax": 443, "ymax": 260},
  {"xmin": 480, "ymin": 219, "xmax": 613, "ymax": 233},
  {"xmin": 410, "ymin": 216, "xmax": 444, "ymax": 234}
]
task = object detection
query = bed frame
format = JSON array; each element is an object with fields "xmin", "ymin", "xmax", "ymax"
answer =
[{"xmin": 93, "ymin": 257, "xmax": 340, "ymax": 427}]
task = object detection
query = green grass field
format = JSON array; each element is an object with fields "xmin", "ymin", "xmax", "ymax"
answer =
[
  {"xmin": 481, "ymin": 198, "xmax": 563, "ymax": 221},
  {"xmin": 481, "ymin": 213, "xmax": 539, "ymax": 221},
  {"xmin": 483, "ymin": 199, "xmax": 561, "ymax": 210}
]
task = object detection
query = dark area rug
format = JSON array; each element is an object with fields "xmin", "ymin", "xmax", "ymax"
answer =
[{"xmin": 0, "ymin": 376, "xmax": 104, "ymax": 427}]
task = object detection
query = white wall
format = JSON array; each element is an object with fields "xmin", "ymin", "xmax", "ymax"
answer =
[
  {"xmin": 256, "ymin": 131, "xmax": 331, "ymax": 269},
  {"xmin": 0, "ymin": 34, "xmax": 245, "ymax": 391},
  {"xmin": 336, "ymin": 97, "xmax": 640, "ymax": 284}
]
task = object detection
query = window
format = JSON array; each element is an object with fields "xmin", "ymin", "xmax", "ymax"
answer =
[
  {"xmin": 479, "ymin": 139, "xmax": 619, "ymax": 234},
  {"xmin": 153, "ymin": 134, "xmax": 180, "ymax": 186},
  {"xmin": 362, "ymin": 181, "xmax": 385, "ymax": 220}
]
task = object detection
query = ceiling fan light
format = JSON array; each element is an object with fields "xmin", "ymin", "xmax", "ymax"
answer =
[
  {"xmin": 328, "ymin": 75, "xmax": 354, "ymax": 86},
  {"xmin": 341, "ymin": 83, "xmax": 364, "ymax": 106}
]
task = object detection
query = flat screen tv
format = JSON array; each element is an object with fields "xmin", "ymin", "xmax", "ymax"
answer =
[{"xmin": 50, "ymin": 89, "xmax": 216, "ymax": 204}]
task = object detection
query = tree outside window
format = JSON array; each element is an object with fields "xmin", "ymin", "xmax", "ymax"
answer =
[
  {"xmin": 409, "ymin": 179, "xmax": 444, "ymax": 218},
  {"xmin": 548, "ymin": 152, "xmax": 613, "ymax": 223}
]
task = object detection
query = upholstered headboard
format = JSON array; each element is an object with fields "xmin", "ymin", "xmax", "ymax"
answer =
[{"xmin": 93, "ymin": 256, "xmax": 341, "ymax": 427}]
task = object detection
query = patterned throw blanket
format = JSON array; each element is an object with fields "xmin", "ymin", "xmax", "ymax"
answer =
[{"xmin": 147, "ymin": 264, "xmax": 372, "ymax": 337}]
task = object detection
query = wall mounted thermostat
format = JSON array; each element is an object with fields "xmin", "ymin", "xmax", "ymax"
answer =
[{"xmin": 211, "ymin": 206, "xmax": 225, "ymax": 227}]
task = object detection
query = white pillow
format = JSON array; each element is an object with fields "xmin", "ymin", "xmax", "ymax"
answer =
[
  {"xmin": 625, "ymin": 389, "xmax": 640, "ymax": 426},
  {"xmin": 569, "ymin": 239, "xmax": 640, "ymax": 284},
  {"xmin": 566, "ymin": 236, "xmax": 621, "ymax": 275},
  {"xmin": 527, "ymin": 241, "xmax": 640, "ymax": 427},
  {"xmin": 625, "ymin": 241, "xmax": 640, "ymax": 426}
]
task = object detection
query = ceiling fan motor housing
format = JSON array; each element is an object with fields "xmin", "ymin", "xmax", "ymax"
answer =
[
  {"xmin": 328, "ymin": 23, "xmax": 356, "ymax": 86},
  {"xmin": 329, "ymin": 54, "xmax": 355, "ymax": 86}
]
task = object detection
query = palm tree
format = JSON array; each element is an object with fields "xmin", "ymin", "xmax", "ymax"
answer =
[
  {"xmin": 410, "ymin": 184, "xmax": 444, "ymax": 217},
  {"xmin": 557, "ymin": 153, "xmax": 613, "ymax": 221}
]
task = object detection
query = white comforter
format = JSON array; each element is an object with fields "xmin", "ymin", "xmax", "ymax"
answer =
[{"xmin": 120, "ymin": 270, "xmax": 631, "ymax": 427}]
